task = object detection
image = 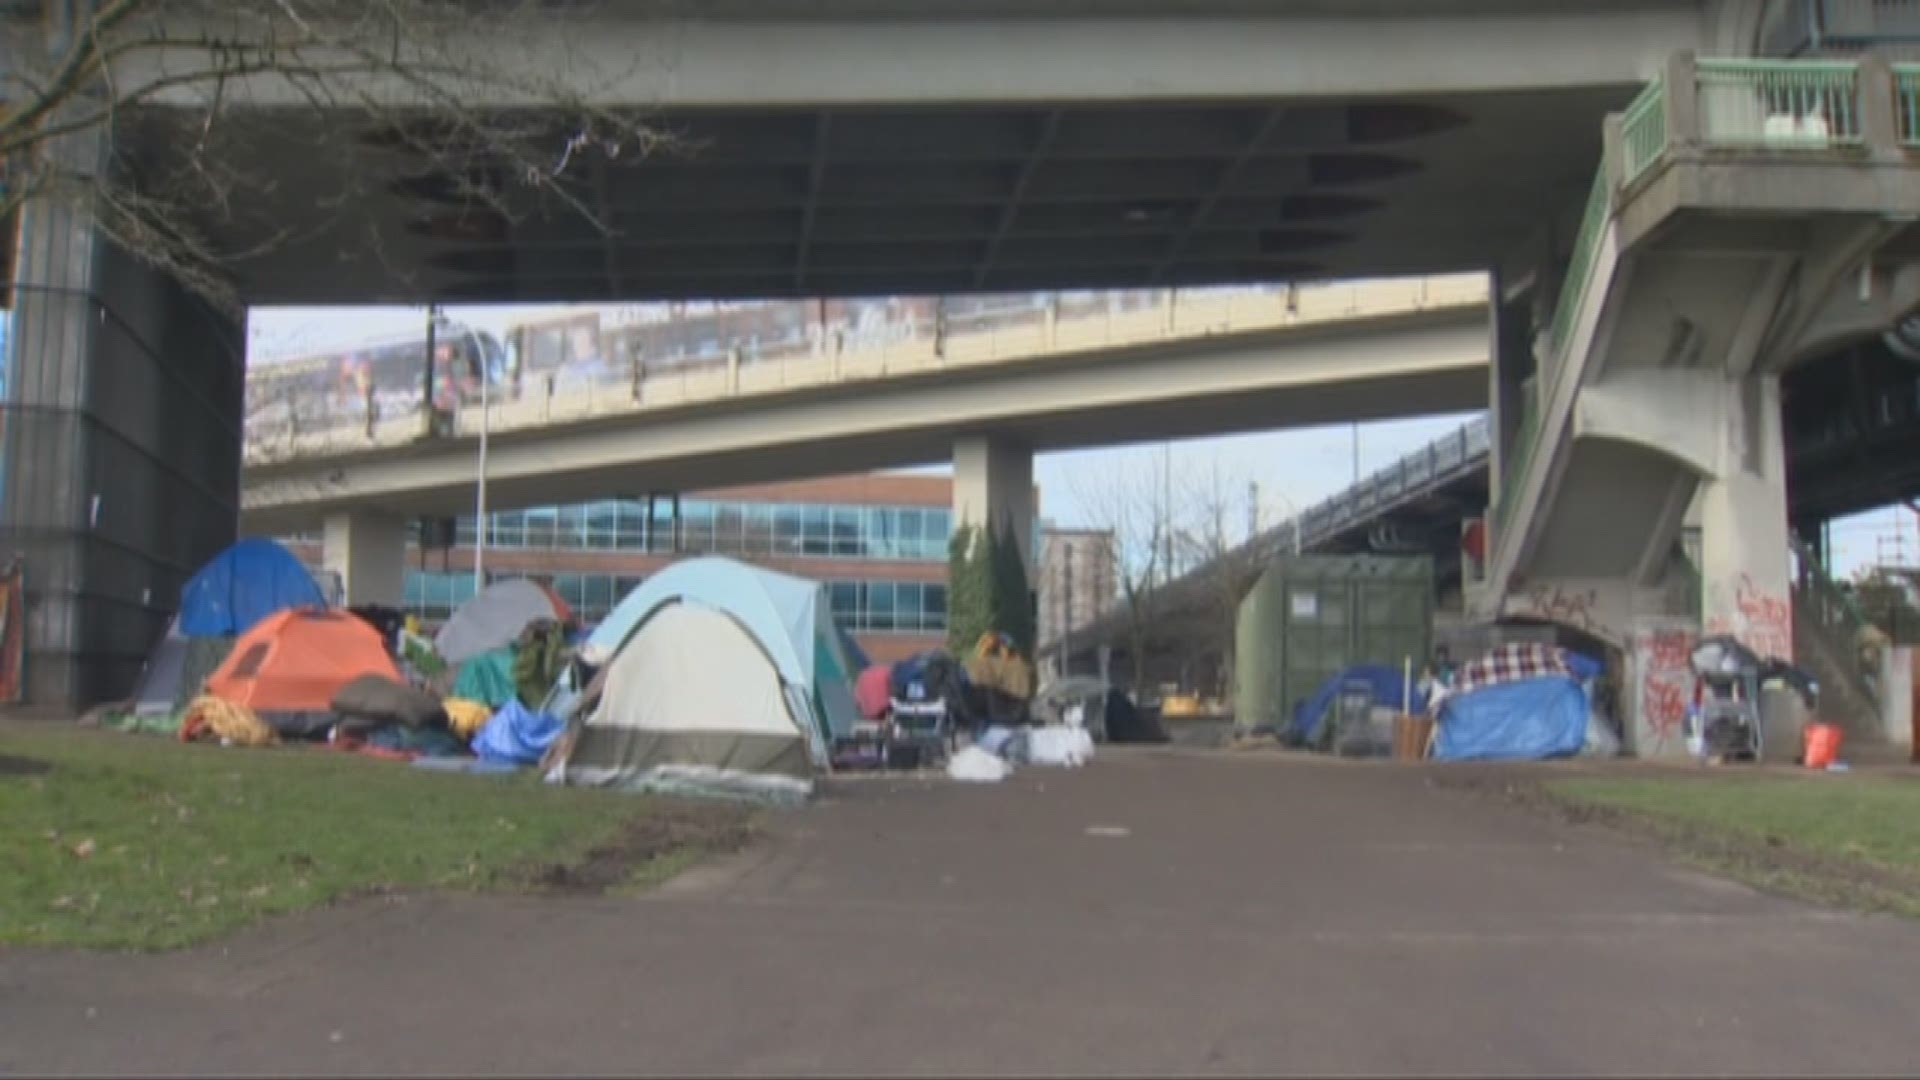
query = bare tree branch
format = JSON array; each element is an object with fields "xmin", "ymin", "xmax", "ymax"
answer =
[{"xmin": 3, "ymin": 0, "xmax": 675, "ymax": 312}]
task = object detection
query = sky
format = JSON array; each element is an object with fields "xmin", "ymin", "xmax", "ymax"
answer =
[{"xmin": 247, "ymin": 303, "xmax": 1913, "ymax": 581}]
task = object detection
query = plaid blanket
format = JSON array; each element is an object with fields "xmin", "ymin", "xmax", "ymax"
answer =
[{"xmin": 1452, "ymin": 643, "xmax": 1571, "ymax": 697}]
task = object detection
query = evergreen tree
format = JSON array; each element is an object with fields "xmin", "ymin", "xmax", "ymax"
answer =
[
  {"xmin": 991, "ymin": 519, "xmax": 1036, "ymax": 656},
  {"xmin": 947, "ymin": 522, "xmax": 994, "ymax": 654}
]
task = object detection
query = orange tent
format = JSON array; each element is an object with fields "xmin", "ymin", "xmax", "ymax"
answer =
[{"xmin": 205, "ymin": 609, "xmax": 401, "ymax": 714}]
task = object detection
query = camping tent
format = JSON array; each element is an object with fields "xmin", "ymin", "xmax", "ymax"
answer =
[
  {"xmin": 582, "ymin": 557, "xmax": 862, "ymax": 742},
  {"xmin": 204, "ymin": 609, "xmax": 402, "ymax": 734},
  {"xmin": 434, "ymin": 578, "xmax": 573, "ymax": 663},
  {"xmin": 562, "ymin": 602, "xmax": 822, "ymax": 800},
  {"xmin": 178, "ymin": 538, "xmax": 327, "ymax": 637}
]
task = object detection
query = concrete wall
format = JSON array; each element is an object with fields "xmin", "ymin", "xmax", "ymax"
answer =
[{"xmin": 4, "ymin": 198, "xmax": 244, "ymax": 706}]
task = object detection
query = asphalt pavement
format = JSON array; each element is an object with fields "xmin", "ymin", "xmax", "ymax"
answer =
[{"xmin": 5, "ymin": 748, "xmax": 1920, "ymax": 1076}]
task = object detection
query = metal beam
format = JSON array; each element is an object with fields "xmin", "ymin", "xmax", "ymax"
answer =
[
  {"xmin": 1151, "ymin": 108, "xmax": 1288, "ymax": 285},
  {"xmin": 793, "ymin": 111, "xmax": 834, "ymax": 292},
  {"xmin": 975, "ymin": 110, "xmax": 1062, "ymax": 289}
]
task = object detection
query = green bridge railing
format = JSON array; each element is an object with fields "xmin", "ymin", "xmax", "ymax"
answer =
[{"xmin": 1494, "ymin": 55, "xmax": 1908, "ymax": 551}]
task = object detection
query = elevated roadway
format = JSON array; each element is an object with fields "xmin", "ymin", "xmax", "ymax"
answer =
[{"xmin": 240, "ymin": 276, "xmax": 1491, "ymax": 533}]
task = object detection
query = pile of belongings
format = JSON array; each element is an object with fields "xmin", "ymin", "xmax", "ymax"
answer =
[
  {"xmin": 542, "ymin": 557, "xmax": 862, "ymax": 804},
  {"xmin": 1287, "ymin": 665, "xmax": 1429, "ymax": 751},
  {"xmin": 1032, "ymin": 678, "xmax": 1167, "ymax": 745},
  {"xmin": 1430, "ymin": 642, "xmax": 1612, "ymax": 762}
]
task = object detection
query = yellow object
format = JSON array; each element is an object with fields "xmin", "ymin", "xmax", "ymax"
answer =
[
  {"xmin": 1161, "ymin": 694, "xmax": 1205, "ymax": 719},
  {"xmin": 444, "ymin": 698, "xmax": 494, "ymax": 740},
  {"xmin": 965, "ymin": 652, "xmax": 1034, "ymax": 701},
  {"xmin": 180, "ymin": 695, "xmax": 278, "ymax": 748}
]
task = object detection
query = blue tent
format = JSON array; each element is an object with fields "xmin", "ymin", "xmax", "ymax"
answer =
[
  {"xmin": 177, "ymin": 538, "xmax": 327, "ymax": 637},
  {"xmin": 1433, "ymin": 675, "xmax": 1589, "ymax": 762}
]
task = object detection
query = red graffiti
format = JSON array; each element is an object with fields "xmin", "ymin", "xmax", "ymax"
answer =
[
  {"xmin": 1636, "ymin": 628, "xmax": 1695, "ymax": 755},
  {"xmin": 1709, "ymin": 574, "xmax": 1793, "ymax": 661}
]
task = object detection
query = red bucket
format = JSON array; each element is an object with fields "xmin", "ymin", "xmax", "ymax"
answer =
[{"xmin": 1803, "ymin": 723, "xmax": 1845, "ymax": 770}]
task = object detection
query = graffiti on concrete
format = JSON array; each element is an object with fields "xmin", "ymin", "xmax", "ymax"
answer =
[
  {"xmin": 1634, "ymin": 627, "xmax": 1695, "ymax": 757},
  {"xmin": 1706, "ymin": 573, "xmax": 1792, "ymax": 661},
  {"xmin": 1512, "ymin": 581, "xmax": 1605, "ymax": 638}
]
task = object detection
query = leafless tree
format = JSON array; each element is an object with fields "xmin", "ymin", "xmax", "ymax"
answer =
[
  {"xmin": 2, "ymin": 0, "xmax": 670, "ymax": 310},
  {"xmin": 1170, "ymin": 454, "xmax": 1265, "ymax": 703},
  {"xmin": 1069, "ymin": 446, "xmax": 1178, "ymax": 694}
]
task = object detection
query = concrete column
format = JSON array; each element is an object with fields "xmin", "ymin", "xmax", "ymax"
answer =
[
  {"xmin": 1487, "ymin": 267, "xmax": 1533, "ymax": 497},
  {"xmin": 323, "ymin": 512, "xmax": 408, "ymax": 608},
  {"xmin": 953, "ymin": 435, "xmax": 1035, "ymax": 573},
  {"xmin": 2, "ymin": 159, "xmax": 245, "ymax": 706},
  {"xmin": 1698, "ymin": 374, "xmax": 1794, "ymax": 661}
]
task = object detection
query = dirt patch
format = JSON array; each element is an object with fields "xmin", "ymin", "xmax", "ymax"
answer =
[
  {"xmin": 522, "ymin": 801, "xmax": 759, "ymax": 895},
  {"xmin": 0, "ymin": 753, "xmax": 52, "ymax": 778},
  {"xmin": 1434, "ymin": 771, "xmax": 1920, "ymax": 918}
]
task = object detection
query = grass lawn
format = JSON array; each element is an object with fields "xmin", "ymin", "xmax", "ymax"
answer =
[
  {"xmin": 0, "ymin": 723, "xmax": 754, "ymax": 951},
  {"xmin": 1548, "ymin": 774, "xmax": 1920, "ymax": 915}
]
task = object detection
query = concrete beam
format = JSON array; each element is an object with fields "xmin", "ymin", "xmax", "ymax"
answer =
[{"xmin": 118, "ymin": 5, "xmax": 1698, "ymax": 110}]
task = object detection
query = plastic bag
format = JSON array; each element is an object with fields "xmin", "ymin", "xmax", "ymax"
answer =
[
  {"xmin": 1028, "ymin": 726, "xmax": 1095, "ymax": 767},
  {"xmin": 947, "ymin": 746, "xmax": 1010, "ymax": 782}
]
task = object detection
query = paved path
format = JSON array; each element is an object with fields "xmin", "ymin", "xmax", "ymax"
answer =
[{"xmin": 5, "ymin": 749, "xmax": 1920, "ymax": 1076}]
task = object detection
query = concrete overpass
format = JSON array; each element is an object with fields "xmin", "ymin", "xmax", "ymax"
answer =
[
  {"xmin": 100, "ymin": 0, "xmax": 1764, "ymax": 304},
  {"xmin": 9, "ymin": 0, "xmax": 1920, "ymax": 709},
  {"xmin": 239, "ymin": 275, "xmax": 1489, "ymax": 528}
]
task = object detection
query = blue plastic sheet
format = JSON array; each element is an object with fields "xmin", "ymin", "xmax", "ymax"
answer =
[
  {"xmin": 1434, "ymin": 675, "xmax": 1589, "ymax": 762},
  {"xmin": 1291, "ymin": 665, "xmax": 1427, "ymax": 745},
  {"xmin": 178, "ymin": 538, "xmax": 326, "ymax": 637},
  {"xmin": 472, "ymin": 701, "xmax": 565, "ymax": 766}
]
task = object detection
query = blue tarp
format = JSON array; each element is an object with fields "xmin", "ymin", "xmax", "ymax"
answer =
[
  {"xmin": 1291, "ymin": 665, "xmax": 1427, "ymax": 745},
  {"xmin": 472, "ymin": 701, "xmax": 565, "ymax": 766},
  {"xmin": 1434, "ymin": 675, "xmax": 1589, "ymax": 762},
  {"xmin": 178, "ymin": 538, "xmax": 326, "ymax": 637}
]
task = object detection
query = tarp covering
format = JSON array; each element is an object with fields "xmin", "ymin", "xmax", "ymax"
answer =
[
  {"xmin": 453, "ymin": 649, "xmax": 519, "ymax": 709},
  {"xmin": 1291, "ymin": 665, "xmax": 1427, "ymax": 745},
  {"xmin": 560, "ymin": 601, "xmax": 817, "ymax": 801},
  {"xmin": 178, "ymin": 538, "xmax": 326, "ymax": 637},
  {"xmin": 1433, "ymin": 676, "xmax": 1589, "ymax": 762},
  {"xmin": 473, "ymin": 701, "xmax": 566, "ymax": 765},
  {"xmin": 435, "ymin": 579, "xmax": 572, "ymax": 664},
  {"xmin": 204, "ymin": 609, "xmax": 401, "ymax": 715}
]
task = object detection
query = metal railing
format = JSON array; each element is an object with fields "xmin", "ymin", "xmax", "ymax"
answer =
[
  {"xmin": 1696, "ymin": 58, "xmax": 1864, "ymax": 147},
  {"xmin": 243, "ymin": 273, "xmax": 1489, "ymax": 466},
  {"xmin": 1897, "ymin": 63, "xmax": 1920, "ymax": 145},
  {"xmin": 1790, "ymin": 535, "xmax": 1884, "ymax": 717},
  {"xmin": 1620, "ymin": 76, "xmax": 1669, "ymax": 186},
  {"xmin": 1494, "ymin": 56, "xmax": 1891, "ymax": 555},
  {"xmin": 1276, "ymin": 415, "xmax": 1490, "ymax": 555}
]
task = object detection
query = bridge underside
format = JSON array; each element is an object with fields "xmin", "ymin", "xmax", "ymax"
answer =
[{"xmin": 138, "ymin": 85, "xmax": 1632, "ymax": 305}]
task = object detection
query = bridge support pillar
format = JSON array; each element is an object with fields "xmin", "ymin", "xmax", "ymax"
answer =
[
  {"xmin": 1487, "ymin": 267, "xmax": 1535, "ymax": 496},
  {"xmin": 1, "ymin": 181, "xmax": 244, "ymax": 707},
  {"xmin": 1697, "ymin": 374, "xmax": 1793, "ymax": 662},
  {"xmin": 323, "ymin": 511, "xmax": 408, "ymax": 608},
  {"xmin": 953, "ymin": 435, "xmax": 1035, "ymax": 575}
]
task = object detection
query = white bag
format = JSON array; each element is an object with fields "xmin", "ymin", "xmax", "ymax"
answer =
[{"xmin": 947, "ymin": 746, "xmax": 1010, "ymax": 783}]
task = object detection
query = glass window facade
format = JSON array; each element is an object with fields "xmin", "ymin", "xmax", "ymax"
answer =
[
  {"xmin": 401, "ymin": 569, "xmax": 945, "ymax": 632},
  {"xmin": 429, "ymin": 498, "xmax": 952, "ymax": 561}
]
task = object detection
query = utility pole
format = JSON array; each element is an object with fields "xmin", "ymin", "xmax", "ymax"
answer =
[
  {"xmin": 473, "ymin": 322, "xmax": 491, "ymax": 593},
  {"xmin": 1062, "ymin": 543, "xmax": 1074, "ymax": 678}
]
